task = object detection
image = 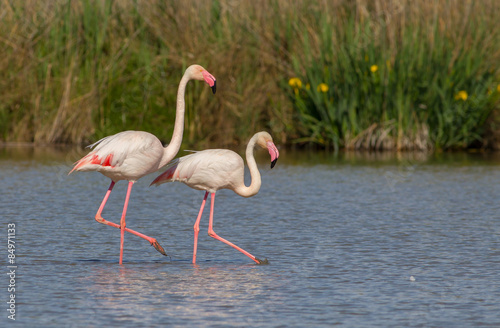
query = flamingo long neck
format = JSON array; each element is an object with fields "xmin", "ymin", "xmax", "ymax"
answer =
[
  {"xmin": 235, "ymin": 135, "xmax": 262, "ymax": 198},
  {"xmin": 159, "ymin": 73, "xmax": 190, "ymax": 167}
]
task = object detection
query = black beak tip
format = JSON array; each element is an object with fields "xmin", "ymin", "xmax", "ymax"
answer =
[
  {"xmin": 211, "ymin": 81, "xmax": 216, "ymax": 94},
  {"xmin": 271, "ymin": 158, "xmax": 278, "ymax": 169}
]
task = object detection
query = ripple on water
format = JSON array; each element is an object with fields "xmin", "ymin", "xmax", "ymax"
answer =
[{"xmin": 2, "ymin": 148, "xmax": 500, "ymax": 327}]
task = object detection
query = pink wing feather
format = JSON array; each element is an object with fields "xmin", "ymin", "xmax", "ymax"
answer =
[
  {"xmin": 150, "ymin": 152, "xmax": 200, "ymax": 186},
  {"xmin": 150, "ymin": 159, "xmax": 181, "ymax": 184},
  {"xmin": 68, "ymin": 134, "xmax": 122, "ymax": 174}
]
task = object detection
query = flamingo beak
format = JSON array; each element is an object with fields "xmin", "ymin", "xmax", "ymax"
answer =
[
  {"xmin": 202, "ymin": 70, "xmax": 217, "ymax": 94},
  {"xmin": 267, "ymin": 141, "xmax": 279, "ymax": 169},
  {"xmin": 271, "ymin": 158, "xmax": 278, "ymax": 169}
]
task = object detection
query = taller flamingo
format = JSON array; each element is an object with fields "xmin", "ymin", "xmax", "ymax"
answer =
[
  {"xmin": 150, "ymin": 131, "xmax": 279, "ymax": 264},
  {"xmin": 69, "ymin": 64, "xmax": 216, "ymax": 264}
]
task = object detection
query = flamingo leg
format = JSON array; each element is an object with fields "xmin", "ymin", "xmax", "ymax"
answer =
[
  {"xmin": 94, "ymin": 180, "xmax": 167, "ymax": 258},
  {"xmin": 207, "ymin": 193, "xmax": 268, "ymax": 265},
  {"xmin": 118, "ymin": 181, "xmax": 135, "ymax": 264},
  {"xmin": 192, "ymin": 191, "xmax": 209, "ymax": 264}
]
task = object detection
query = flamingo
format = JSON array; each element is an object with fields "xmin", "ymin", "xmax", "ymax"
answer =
[
  {"xmin": 150, "ymin": 131, "xmax": 279, "ymax": 264},
  {"xmin": 69, "ymin": 64, "xmax": 216, "ymax": 264}
]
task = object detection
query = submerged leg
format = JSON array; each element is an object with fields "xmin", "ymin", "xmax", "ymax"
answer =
[
  {"xmin": 207, "ymin": 193, "xmax": 268, "ymax": 264},
  {"xmin": 192, "ymin": 191, "xmax": 209, "ymax": 264},
  {"xmin": 94, "ymin": 180, "xmax": 167, "ymax": 259}
]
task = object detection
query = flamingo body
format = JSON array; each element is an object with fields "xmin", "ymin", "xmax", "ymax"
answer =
[
  {"xmin": 70, "ymin": 131, "xmax": 166, "ymax": 182},
  {"xmin": 151, "ymin": 131, "xmax": 279, "ymax": 264},
  {"xmin": 157, "ymin": 149, "xmax": 245, "ymax": 193}
]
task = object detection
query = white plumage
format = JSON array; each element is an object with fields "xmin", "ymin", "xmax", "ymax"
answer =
[
  {"xmin": 72, "ymin": 131, "xmax": 166, "ymax": 182},
  {"xmin": 68, "ymin": 64, "xmax": 216, "ymax": 264},
  {"xmin": 151, "ymin": 131, "xmax": 280, "ymax": 264},
  {"xmin": 156, "ymin": 149, "xmax": 245, "ymax": 193}
]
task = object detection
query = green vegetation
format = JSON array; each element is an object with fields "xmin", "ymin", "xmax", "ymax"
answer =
[
  {"xmin": 1, "ymin": 0, "xmax": 499, "ymax": 150},
  {"xmin": 286, "ymin": 1, "xmax": 500, "ymax": 151}
]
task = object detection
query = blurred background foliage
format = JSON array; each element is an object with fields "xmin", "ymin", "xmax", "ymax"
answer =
[{"xmin": 0, "ymin": 0, "xmax": 499, "ymax": 150}]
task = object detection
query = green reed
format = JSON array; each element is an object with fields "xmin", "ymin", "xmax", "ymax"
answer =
[
  {"xmin": 286, "ymin": 1, "xmax": 500, "ymax": 150},
  {"xmin": 1, "ymin": 0, "xmax": 499, "ymax": 150}
]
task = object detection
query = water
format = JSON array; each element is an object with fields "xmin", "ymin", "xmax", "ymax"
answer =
[{"xmin": 1, "ymin": 146, "xmax": 500, "ymax": 327}]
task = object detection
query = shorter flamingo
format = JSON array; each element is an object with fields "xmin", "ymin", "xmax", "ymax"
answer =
[{"xmin": 150, "ymin": 131, "xmax": 279, "ymax": 264}]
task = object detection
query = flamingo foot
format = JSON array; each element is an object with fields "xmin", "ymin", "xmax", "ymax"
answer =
[
  {"xmin": 151, "ymin": 240, "xmax": 168, "ymax": 256},
  {"xmin": 255, "ymin": 257, "xmax": 269, "ymax": 265}
]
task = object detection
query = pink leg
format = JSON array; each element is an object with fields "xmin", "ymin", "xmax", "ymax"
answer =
[
  {"xmin": 94, "ymin": 181, "xmax": 167, "ymax": 259},
  {"xmin": 192, "ymin": 191, "xmax": 209, "ymax": 264},
  {"xmin": 207, "ymin": 193, "xmax": 268, "ymax": 264},
  {"xmin": 117, "ymin": 182, "xmax": 134, "ymax": 264}
]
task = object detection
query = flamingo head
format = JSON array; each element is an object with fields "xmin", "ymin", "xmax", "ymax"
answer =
[
  {"xmin": 256, "ymin": 131, "xmax": 279, "ymax": 169},
  {"xmin": 186, "ymin": 64, "xmax": 217, "ymax": 94}
]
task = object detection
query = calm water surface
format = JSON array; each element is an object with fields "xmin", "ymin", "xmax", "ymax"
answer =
[{"xmin": 1, "ymin": 146, "xmax": 499, "ymax": 327}]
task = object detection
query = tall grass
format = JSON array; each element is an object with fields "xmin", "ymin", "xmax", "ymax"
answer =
[
  {"xmin": 286, "ymin": 1, "xmax": 500, "ymax": 150},
  {"xmin": 0, "ymin": 0, "xmax": 499, "ymax": 150}
]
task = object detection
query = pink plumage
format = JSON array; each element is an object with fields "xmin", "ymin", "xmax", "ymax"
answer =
[
  {"xmin": 69, "ymin": 64, "xmax": 216, "ymax": 264},
  {"xmin": 151, "ymin": 131, "xmax": 279, "ymax": 264},
  {"xmin": 152, "ymin": 149, "xmax": 245, "ymax": 193},
  {"xmin": 70, "ymin": 131, "xmax": 166, "ymax": 181}
]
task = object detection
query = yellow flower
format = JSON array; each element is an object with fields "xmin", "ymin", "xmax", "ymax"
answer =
[
  {"xmin": 497, "ymin": 84, "xmax": 500, "ymax": 92},
  {"xmin": 288, "ymin": 77, "xmax": 302, "ymax": 89},
  {"xmin": 370, "ymin": 65, "xmax": 378, "ymax": 73},
  {"xmin": 317, "ymin": 83, "xmax": 329, "ymax": 93},
  {"xmin": 454, "ymin": 90, "xmax": 468, "ymax": 101}
]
